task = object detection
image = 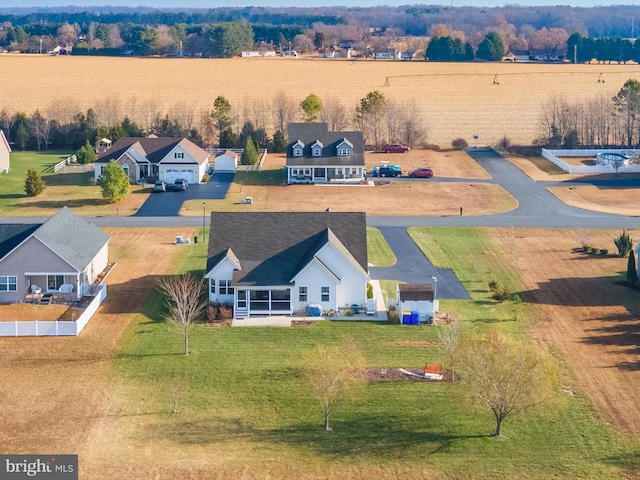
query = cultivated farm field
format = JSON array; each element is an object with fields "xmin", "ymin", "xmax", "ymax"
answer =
[{"xmin": 2, "ymin": 54, "xmax": 640, "ymax": 146}]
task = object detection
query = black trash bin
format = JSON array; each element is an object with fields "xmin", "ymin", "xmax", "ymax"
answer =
[{"xmin": 194, "ymin": 236, "xmax": 198, "ymax": 244}]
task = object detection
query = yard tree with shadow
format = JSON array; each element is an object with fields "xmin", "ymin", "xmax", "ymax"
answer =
[
  {"xmin": 461, "ymin": 331, "xmax": 553, "ymax": 438},
  {"xmin": 301, "ymin": 335, "xmax": 366, "ymax": 432}
]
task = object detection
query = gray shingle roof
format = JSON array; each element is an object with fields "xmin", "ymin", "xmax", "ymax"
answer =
[
  {"xmin": 0, "ymin": 207, "xmax": 110, "ymax": 271},
  {"xmin": 286, "ymin": 123, "xmax": 365, "ymax": 167},
  {"xmin": 207, "ymin": 212, "xmax": 368, "ymax": 287},
  {"xmin": 96, "ymin": 136, "xmax": 208, "ymax": 165}
]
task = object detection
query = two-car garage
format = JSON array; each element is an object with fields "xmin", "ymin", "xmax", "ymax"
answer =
[{"xmin": 162, "ymin": 168, "xmax": 196, "ymax": 184}]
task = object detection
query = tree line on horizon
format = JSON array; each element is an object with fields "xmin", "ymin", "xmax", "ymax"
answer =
[{"xmin": 2, "ymin": 5, "xmax": 640, "ymax": 60}]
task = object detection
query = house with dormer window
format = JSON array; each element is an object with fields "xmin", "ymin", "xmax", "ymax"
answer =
[
  {"xmin": 286, "ymin": 123, "xmax": 365, "ymax": 184},
  {"xmin": 94, "ymin": 136, "xmax": 209, "ymax": 185}
]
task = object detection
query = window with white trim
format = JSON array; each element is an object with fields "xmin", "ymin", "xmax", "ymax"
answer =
[
  {"xmin": 299, "ymin": 286, "xmax": 307, "ymax": 302},
  {"xmin": 219, "ymin": 279, "xmax": 234, "ymax": 295},
  {"xmin": 0, "ymin": 275, "xmax": 17, "ymax": 291},
  {"xmin": 47, "ymin": 275, "xmax": 64, "ymax": 291},
  {"xmin": 210, "ymin": 279, "xmax": 216, "ymax": 294},
  {"xmin": 293, "ymin": 147, "xmax": 303, "ymax": 156},
  {"xmin": 175, "ymin": 152, "xmax": 184, "ymax": 159},
  {"xmin": 337, "ymin": 148, "xmax": 351, "ymax": 156},
  {"xmin": 312, "ymin": 147, "xmax": 322, "ymax": 157},
  {"xmin": 321, "ymin": 286, "xmax": 330, "ymax": 302}
]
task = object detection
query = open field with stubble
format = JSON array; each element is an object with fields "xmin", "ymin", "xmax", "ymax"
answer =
[{"xmin": 2, "ymin": 54, "xmax": 640, "ymax": 146}]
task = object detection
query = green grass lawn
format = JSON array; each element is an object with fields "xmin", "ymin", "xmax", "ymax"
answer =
[
  {"xmin": 367, "ymin": 227, "xmax": 397, "ymax": 267},
  {"xmin": 0, "ymin": 151, "xmax": 71, "ymax": 215},
  {"xmin": 2, "ymin": 151, "xmax": 149, "ymax": 216},
  {"xmin": 111, "ymin": 233, "xmax": 640, "ymax": 479}
]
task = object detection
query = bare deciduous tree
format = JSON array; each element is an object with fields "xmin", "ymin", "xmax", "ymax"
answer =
[
  {"xmin": 271, "ymin": 91, "xmax": 298, "ymax": 135},
  {"xmin": 437, "ymin": 323, "xmax": 460, "ymax": 382},
  {"xmin": 301, "ymin": 336, "xmax": 366, "ymax": 432},
  {"xmin": 156, "ymin": 274, "xmax": 208, "ymax": 355},
  {"xmin": 320, "ymin": 97, "xmax": 349, "ymax": 132},
  {"xmin": 461, "ymin": 332, "xmax": 550, "ymax": 437}
]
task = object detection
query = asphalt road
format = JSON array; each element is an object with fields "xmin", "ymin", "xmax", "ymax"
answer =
[{"xmin": 3, "ymin": 149, "xmax": 639, "ymax": 296}]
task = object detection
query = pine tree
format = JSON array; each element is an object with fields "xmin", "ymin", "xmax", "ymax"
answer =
[
  {"xmin": 24, "ymin": 169, "xmax": 45, "ymax": 196},
  {"xmin": 627, "ymin": 250, "xmax": 637, "ymax": 284},
  {"xmin": 241, "ymin": 136, "xmax": 259, "ymax": 165},
  {"xmin": 614, "ymin": 229, "xmax": 633, "ymax": 258},
  {"xmin": 76, "ymin": 139, "xmax": 97, "ymax": 164}
]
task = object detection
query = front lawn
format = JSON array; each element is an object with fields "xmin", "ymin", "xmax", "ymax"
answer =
[{"xmin": 1, "ymin": 151, "xmax": 149, "ymax": 216}]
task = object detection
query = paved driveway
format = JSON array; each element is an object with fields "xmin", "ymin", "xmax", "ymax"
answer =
[
  {"xmin": 135, "ymin": 174, "xmax": 233, "ymax": 217},
  {"xmin": 369, "ymin": 227, "xmax": 470, "ymax": 300}
]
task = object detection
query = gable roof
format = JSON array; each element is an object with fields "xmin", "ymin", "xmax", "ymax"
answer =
[
  {"xmin": 0, "ymin": 224, "xmax": 40, "ymax": 260},
  {"xmin": 96, "ymin": 137, "xmax": 208, "ymax": 165},
  {"xmin": 286, "ymin": 123, "xmax": 365, "ymax": 167},
  {"xmin": 398, "ymin": 283, "xmax": 435, "ymax": 301},
  {"xmin": 207, "ymin": 212, "xmax": 368, "ymax": 287},
  {"xmin": 0, "ymin": 207, "xmax": 110, "ymax": 270},
  {"xmin": 0, "ymin": 130, "xmax": 10, "ymax": 153}
]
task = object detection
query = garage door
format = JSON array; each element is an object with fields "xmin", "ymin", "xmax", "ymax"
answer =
[{"xmin": 164, "ymin": 169, "xmax": 195, "ymax": 184}]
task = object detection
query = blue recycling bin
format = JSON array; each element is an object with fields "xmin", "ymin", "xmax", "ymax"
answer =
[
  {"xmin": 351, "ymin": 304, "xmax": 360, "ymax": 314},
  {"xmin": 411, "ymin": 311, "xmax": 420, "ymax": 325},
  {"xmin": 402, "ymin": 311, "xmax": 411, "ymax": 325}
]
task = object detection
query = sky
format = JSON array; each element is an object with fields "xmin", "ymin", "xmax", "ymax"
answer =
[{"xmin": 2, "ymin": 1, "xmax": 635, "ymax": 9}]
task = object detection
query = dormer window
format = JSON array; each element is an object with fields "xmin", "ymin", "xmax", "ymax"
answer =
[
  {"xmin": 311, "ymin": 140, "xmax": 323, "ymax": 157},
  {"xmin": 292, "ymin": 140, "xmax": 305, "ymax": 157},
  {"xmin": 336, "ymin": 138, "xmax": 353, "ymax": 156}
]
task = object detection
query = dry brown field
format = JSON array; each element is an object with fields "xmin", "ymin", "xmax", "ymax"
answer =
[
  {"xmin": 1, "ymin": 227, "xmax": 639, "ymax": 478},
  {"xmin": 182, "ymin": 150, "xmax": 516, "ymax": 216},
  {"xmin": 507, "ymin": 155, "xmax": 640, "ymax": 215},
  {"xmin": 2, "ymin": 54, "xmax": 640, "ymax": 146}
]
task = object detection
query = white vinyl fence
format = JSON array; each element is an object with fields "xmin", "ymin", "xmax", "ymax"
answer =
[
  {"xmin": 0, "ymin": 284, "xmax": 107, "ymax": 337},
  {"xmin": 542, "ymin": 148, "xmax": 640, "ymax": 174}
]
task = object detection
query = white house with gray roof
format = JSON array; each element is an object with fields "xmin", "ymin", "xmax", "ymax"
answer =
[
  {"xmin": 0, "ymin": 207, "xmax": 110, "ymax": 303},
  {"xmin": 95, "ymin": 136, "xmax": 209, "ymax": 185},
  {"xmin": 286, "ymin": 123, "xmax": 366, "ymax": 184},
  {"xmin": 205, "ymin": 211, "xmax": 369, "ymax": 318}
]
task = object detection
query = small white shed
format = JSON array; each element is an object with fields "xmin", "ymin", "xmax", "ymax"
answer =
[
  {"xmin": 396, "ymin": 283, "xmax": 439, "ymax": 323},
  {"xmin": 214, "ymin": 150, "xmax": 239, "ymax": 173}
]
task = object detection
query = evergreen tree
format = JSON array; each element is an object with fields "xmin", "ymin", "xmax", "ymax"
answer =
[
  {"xmin": 76, "ymin": 139, "xmax": 97, "ymax": 164},
  {"xmin": 300, "ymin": 93, "xmax": 323, "ymax": 122},
  {"xmin": 241, "ymin": 136, "xmax": 259, "ymax": 165},
  {"xmin": 98, "ymin": 160, "xmax": 130, "ymax": 203},
  {"xmin": 614, "ymin": 229, "xmax": 634, "ymax": 258},
  {"xmin": 272, "ymin": 129, "xmax": 286, "ymax": 153},
  {"xmin": 219, "ymin": 128, "xmax": 237, "ymax": 148},
  {"xmin": 477, "ymin": 32, "xmax": 504, "ymax": 61},
  {"xmin": 627, "ymin": 250, "xmax": 637, "ymax": 284},
  {"xmin": 24, "ymin": 169, "xmax": 45, "ymax": 197}
]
